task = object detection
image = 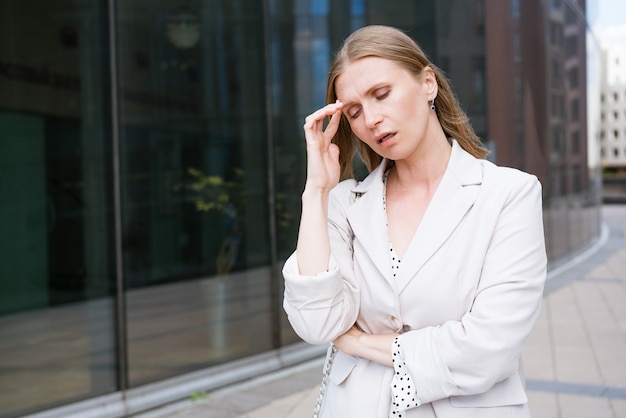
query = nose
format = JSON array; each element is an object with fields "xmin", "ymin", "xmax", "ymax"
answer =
[{"xmin": 363, "ymin": 106, "xmax": 382, "ymax": 129}]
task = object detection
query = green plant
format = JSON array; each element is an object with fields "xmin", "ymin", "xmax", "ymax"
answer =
[
  {"xmin": 185, "ymin": 167, "xmax": 243, "ymax": 213},
  {"xmin": 190, "ymin": 391, "xmax": 208, "ymax": 402}
]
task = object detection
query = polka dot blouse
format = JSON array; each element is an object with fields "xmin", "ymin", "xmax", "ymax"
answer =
[
  {"xmin": 390, "ymin": 337, "xmax": 421, "ymax": 416},
  {"xmin": 384, "ymin": 170, "xmax": 421, "ymax": 416}
]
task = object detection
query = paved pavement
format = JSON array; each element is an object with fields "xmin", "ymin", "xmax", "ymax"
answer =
[{"xmin": 141, "ymin": 205, "xmax": 626, "ymax": 418}]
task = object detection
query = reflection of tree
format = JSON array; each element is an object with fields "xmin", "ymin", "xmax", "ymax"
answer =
[
  {"xmin": 182, "ymin": 167, "xmax": 243, "ymax": 275},
  {"xmin": 274, "ymin": 192, "xmax": 294, "ymax": 230},
  {"xmin": 181, "ymin": 167, "xmax": 292, "ymax": 275},
  {"xmin": 186, "ymin": 167, "xmax": 243, "ymax": 213}
]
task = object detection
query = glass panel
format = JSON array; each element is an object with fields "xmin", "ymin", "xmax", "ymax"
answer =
[
  {"xmin": 116, "ymin": 0, "xmax": 274, "ymax": 386},
  {"xmin": 272, "ymin": 0, "xmax": 334, "ymax": 255},
  {"xmin": 435, "ymin": 0, "xmax": 487, "ymax": 137},
  {"xmin": 267, "ymin": 0, "xmax": 307, "ymax": 345},
  {"xmin": 0, "ymin": 1, "xmax": 116, "ymax": 417},
  {"xmin": 543, "ymin": 0, "xmax": 602, "ymax": 262}
]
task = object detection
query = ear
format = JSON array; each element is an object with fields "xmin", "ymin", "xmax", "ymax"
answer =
[{"xmin": 421, "ymin": 66, "xmax": 438, "ymax": 99}]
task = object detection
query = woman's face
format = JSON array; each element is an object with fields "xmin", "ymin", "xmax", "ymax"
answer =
[{"xmin": 335, "ymin": 56, "xmax": 437, "ymax": 161}]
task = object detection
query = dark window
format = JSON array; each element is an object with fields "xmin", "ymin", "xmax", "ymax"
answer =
[
  {"xmin": 116, "ymin": 1, "xmax": 274, "ymax": 387},
  {"xmin": 568, "ymin": 67, "xmax": 579, "ymax": 88},
  {"xmin": 571, "ymin": 98, "xmax": 580, "ymax": 121},
  {"xmin": 572, "ymin": 131, "xmax": 580, "ymax": 154},
  {"xmin": 0, "ymin": 2, "xmax": 117, "ymax": 416}
]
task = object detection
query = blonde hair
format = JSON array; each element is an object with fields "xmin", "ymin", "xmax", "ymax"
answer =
[{"xmin": 326, "ymin": 25, "xmax": 489, "ymax": 180}]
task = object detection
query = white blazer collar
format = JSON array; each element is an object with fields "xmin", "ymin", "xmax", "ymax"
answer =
[{"xmin": 346, "ymin": 140, "xmax": 484, "ymax": 292}]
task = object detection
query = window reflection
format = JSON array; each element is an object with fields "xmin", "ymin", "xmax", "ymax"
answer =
[
  {"xmin": 0, "ymin": 1, "xmax": 116, "ymax": 416},
  {"xmin": 116, "ymin": 0, "xmax": 274, "ymax": 386}
]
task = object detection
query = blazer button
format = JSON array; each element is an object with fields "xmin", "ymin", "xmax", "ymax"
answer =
[{"xmin": 389, "ymin": 316, "xmax": 401, "ymax": 328}]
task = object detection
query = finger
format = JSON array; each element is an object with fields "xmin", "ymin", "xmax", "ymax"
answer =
[
  {"xmin": 328, "ymin": 143, "xmax": 340, "ymax": 163},
  {"xmin": 323, "ymin": 106, "xmax": 343, "ymax": 138},
  {"xmin": 303, "ymin": 101, "xmax": 343, "ymax": 131}
]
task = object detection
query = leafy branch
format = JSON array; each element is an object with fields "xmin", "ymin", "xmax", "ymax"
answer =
[{"xmin": 183, "ymin": 167, "xmax": 243, "ymax": 214}]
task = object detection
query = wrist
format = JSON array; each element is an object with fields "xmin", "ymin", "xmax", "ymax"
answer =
[
  {"xmin": 301, "ymin": 186, "xmax": 331, "ymax": 202},
  {"xmin": 339, "ymin": 332, "xmax": 360, "ymax": 358}
]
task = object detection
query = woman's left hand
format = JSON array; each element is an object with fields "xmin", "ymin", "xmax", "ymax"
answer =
[
  {"xmin": 332, "ymin": 325, "xmax": 365, "ymax": 356},
  {"xmin": 333, "ymin": 325, "xmax": 397, "ymax": 367}
]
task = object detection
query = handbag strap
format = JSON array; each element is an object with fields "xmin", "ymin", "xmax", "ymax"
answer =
[{"xmin": 312, "ymin": 344, "xmax": 338, "ymax": 418}]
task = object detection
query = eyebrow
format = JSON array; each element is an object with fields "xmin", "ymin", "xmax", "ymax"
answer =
[{"xmin": 338, "ymin": 82, "xmax": 389, "ymax": 109}]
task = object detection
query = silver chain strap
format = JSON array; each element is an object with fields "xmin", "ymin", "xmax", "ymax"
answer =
[{"xmin": 312, "ymin": 344, "xmax": 338, "ymax": 418}]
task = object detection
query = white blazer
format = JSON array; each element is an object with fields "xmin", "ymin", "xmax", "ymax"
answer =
[{"xmin": 283, "ymin": 140, "xmax": 547, "ymax": 417}]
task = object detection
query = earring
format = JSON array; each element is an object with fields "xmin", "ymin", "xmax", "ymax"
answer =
[{"xmin": 430, "ymin": 99, "xmax": 436, "ymax": 111}]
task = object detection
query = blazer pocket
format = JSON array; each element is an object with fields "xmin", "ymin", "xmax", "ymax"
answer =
[
  {"xmin": 449, "ymin": 374, "xmax": 528, "ymax": 408},
  {"xmin": 329, "ymin": 351, "xmax": 357, "ymax": 385}
]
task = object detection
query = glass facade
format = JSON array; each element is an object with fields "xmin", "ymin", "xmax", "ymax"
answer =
[
  {"xmin": 0, "ymin": 1, "xmax": 118, "ymax": 416},
  {"xmin": 0, "ymin": 0, "xmax": 601, "ymax": 417},
  {"xmin": 115, "ymin": 0, "xmax": 276, "ymax": 388}
]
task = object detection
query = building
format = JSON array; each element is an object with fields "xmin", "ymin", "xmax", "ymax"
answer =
[
  {"xmin": 600, "ymin": 42, "xmax": 626, "ymax": 170},
  {"xmin": 600, "ymin": 40, "xmax": 626, "ymax": 201},
  {"xmin": 0, "ymin": 1, "xmax": 602, "ymax": 417}
]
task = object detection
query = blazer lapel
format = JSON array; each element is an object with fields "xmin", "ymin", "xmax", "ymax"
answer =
[
  {"xmin": 395, "ymin": 140, "xmax": 483, "ymax": 294},
  {"xmin": 346, "ymin": 160, "xmax": 394, "ymax": 283}
]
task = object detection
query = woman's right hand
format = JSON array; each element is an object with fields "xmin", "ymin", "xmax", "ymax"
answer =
[
  {"xmin": 296, "ymin": 101, "xmax": 344, "ymax": 274},
  {"xmin": 302, "ymin": 100, "xmax": 344, "ymax": 194}
]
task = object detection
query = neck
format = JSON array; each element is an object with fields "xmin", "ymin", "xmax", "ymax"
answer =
[{"xmin": 390, "ymin": 136, "xmax": 452, "ymax": 191}]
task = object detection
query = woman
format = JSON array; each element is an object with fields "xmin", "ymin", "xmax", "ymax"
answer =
[{"xmin": 283, "ymin": 25, "xmax": 546, "ymax": 417}]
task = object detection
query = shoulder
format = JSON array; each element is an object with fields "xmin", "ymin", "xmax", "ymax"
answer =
[
  {"xmin": 482, "ymin": 159, "xmax": 540, "ymax": 186},
  {"xmin": 480, "ymin": 159, "xmax": 543, "ymax": 203},
  {"xmin": 451, "ymin": 141, "xmax": 541, "ymax": 196}
]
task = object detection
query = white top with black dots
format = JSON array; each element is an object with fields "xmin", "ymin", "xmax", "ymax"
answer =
[
  {"xmin": 382, "ymin": 170, "xmax": 402, "ymax": 278},
  {"xmin": 384, "ymin": 169, "xmax": 421, "ymax": 417}
]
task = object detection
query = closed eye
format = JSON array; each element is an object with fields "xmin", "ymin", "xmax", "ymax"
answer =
[
  {"xmin": 347, "ymin": 106, "xmax": 361, "ymax": 119},
  {"xmin": 375, "ymin": 89, "xmax": 390, "ymax": 100},
  {"xmin": 346, "ymin": 88, "xmax": 389, "ymax": 119}
]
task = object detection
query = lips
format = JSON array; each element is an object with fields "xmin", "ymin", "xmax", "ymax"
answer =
[{"xmin": 377, "ymin": 132, "xmax": 395, "ymax": 144}]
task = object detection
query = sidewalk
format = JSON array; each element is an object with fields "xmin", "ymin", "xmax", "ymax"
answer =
[{"xmin": 145, "ymin": 205, "xmax": 626, "ymax": 418}]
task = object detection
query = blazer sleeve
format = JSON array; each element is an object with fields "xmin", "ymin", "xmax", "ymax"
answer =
[
  {"xmin": 282, "ymin": 180, "xmax": 361, "ymax": 345},
  {"xmin": 398, "ymin": 171, "xmax": 547, "ymax": 404}
]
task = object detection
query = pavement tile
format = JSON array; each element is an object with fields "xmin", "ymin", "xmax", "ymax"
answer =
[
  {"xmin": 553, "ymin": 347, "xmax": 604, "ymax": 385},
  {"xmin": 610, "ymin": 399, "xmax": 626, "ymax": 417},
  {"xmin": 524, "ymin": 347, "xmax": 555, "ymax": 381},
  {"xmin": 558, "ymin": 394, "xmax": 615, "ymax": 418},
  {"xmin": 527, "ymin": 392, "xmax": 559, "ymax": 418},
  {"xmin": 595, "ymin": 348, "xmax": 626, "ymax": 387},
  {"xmin": 237, "ymin": 386, "xmax": 318, "ymax": 418}
]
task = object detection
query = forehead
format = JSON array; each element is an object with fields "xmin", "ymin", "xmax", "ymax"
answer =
[{"xmin": 335, "ymin": 56, "xmax": 411, "ymax": 99}]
